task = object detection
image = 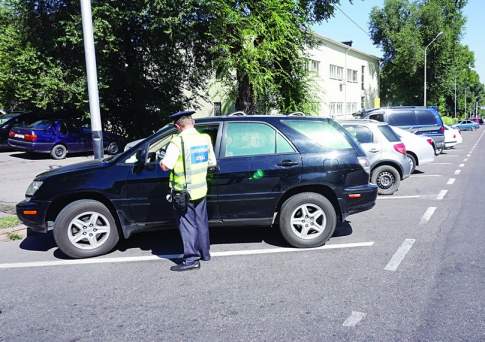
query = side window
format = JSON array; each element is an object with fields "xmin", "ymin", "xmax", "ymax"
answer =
[
  {"xmin": 196, "ymin": 124, "xmax": 219, "ymax": 149},
  {"xmin": 415, "ymin": 110, "xmax": 438, "ymax": 125},
  {"xmin": 369, "ymin": 113, "xmax": 384, "ymax": 122},
  {"xmin": 282, "ymin": 120, "xmax": 353, "ymax": 150},
  {"xmin": 224, "ymin": 122, "xmax": 276, "ymax": 157},
  {"xmin": 344, "ymin": 125, "xmax": 374, "ymax": 144},
  {"xmin": 387, "ymin": 110, "xmax": 416, "ymax": 126},
  {"xmin": 276, "ymin": 133, "xmax": 296, "ymax": 153},
  {"xmin": 59, "ymin": 122, "xmax": 68, "ymax": 134}
]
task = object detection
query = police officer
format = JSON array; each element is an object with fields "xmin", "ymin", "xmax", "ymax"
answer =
[{"xmin": 160, "ymin": 111, "xmax": 217, "ymax": 271}]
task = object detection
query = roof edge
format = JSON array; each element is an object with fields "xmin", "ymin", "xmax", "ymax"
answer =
[{"xmin": 312, "ymin": 32, "xmax": 380, "ymax": 61}]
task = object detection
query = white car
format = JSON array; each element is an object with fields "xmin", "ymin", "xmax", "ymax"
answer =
[
  {"xmin": 444, "ymin": 124, "xmax": 463, "ymax": 149},
  {"xmin": 391, "ymin": 126, "xmax": 435, "ymax": 173}
]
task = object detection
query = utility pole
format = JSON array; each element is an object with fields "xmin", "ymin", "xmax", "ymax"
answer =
[
  {"xmin": 424, "ymin": 32, "xmax": 443, "ymax": 107},
  {"xmin": 80, "ymin": 0, "xmax": 104, "ymax": 159}
]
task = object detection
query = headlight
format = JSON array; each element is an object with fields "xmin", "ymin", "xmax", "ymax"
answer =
[
  {"xmin": 358, "ymin": 156, "xmax": 370, "ymax": 175},
  {"xmin": 26, "ymin": 180, "xmax": 43, "ymax": 197}
]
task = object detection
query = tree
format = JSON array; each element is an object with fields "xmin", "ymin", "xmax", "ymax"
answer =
[{"xmin": 369, "ymin": 0, "xmax": 482, "ymax": 115}]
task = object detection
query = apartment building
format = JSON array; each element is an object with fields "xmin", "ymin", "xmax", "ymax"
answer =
[{"xmin": 196, "ymin": 33, "xmax": 380, "ymax": 118}]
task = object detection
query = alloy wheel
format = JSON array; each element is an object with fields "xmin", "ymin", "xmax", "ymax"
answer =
[
  {"xmin": 67, "ymin": 211, "xmax": 111, "ymax": 250},
  {"xmin": 290, "ymin": 203, "xmax": 327, "ymax": 240}
]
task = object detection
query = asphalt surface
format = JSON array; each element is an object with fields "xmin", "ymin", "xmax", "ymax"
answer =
[{"xmin": 1, "ymin": 129, "xmax": 484, "ymax": 341}]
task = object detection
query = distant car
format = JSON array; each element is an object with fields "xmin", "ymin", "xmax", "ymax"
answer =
[
  {"xmin": 452, "ymin": 120, "xmax": 479, "ymax": 131},
  {"xmin": 361, "ymin": 106, "xmax": 446, "ymax": 155},
  {"xmin": 340, "ymin": 119, "xmax": 411, "ymax": 195},
  {"xmin": 444, "ymin": 124, "xmax": 463, "ymax": 149},
  {"xmin": 8, "ymin": 119, "xmax": 124, "ymax": 159},
  {"xmin": 391, "ymin": 126, "xmax": 435, "ymax": 173},
  {"xmin": 0, "ymin": 112, "xmax": 38, "ymax": 150},
  {"xmin": 470, "ymin": 117, "xmax": 483, "ymax": 125}
]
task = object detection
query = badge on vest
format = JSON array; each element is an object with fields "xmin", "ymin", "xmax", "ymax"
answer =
[{"xmin": 190, "ymin": 145, "xmax": 209, "ymax": 164}]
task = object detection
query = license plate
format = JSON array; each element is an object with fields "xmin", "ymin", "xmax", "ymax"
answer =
[{"xmin": 14, "ymin": 134, "xmax": 24, "ymax": 139}]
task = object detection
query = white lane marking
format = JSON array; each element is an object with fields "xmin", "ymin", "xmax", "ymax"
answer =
[
  {"xmin": 343, "ymin": 311, "xmax": 367, "ymax": 327},
  {"xmin": 0, "ymin": 242, "xmax": 375, "ymax": 270},
  {"xmin": 436, "ymin": 190, "xmax": 448, "ymax": 201},
  {"xmin": 432, "ymin": 162, "xmax": 452, "ymax": 165},
  {"xmin": 420, "ymin": 207, "xmax": 437, "ymax": 225},
  {"xmin": 454, "ymin": 169, "xmax": 462, "ymax": 175},
  {"xmin": 378, "ymin": 195, "xmax": 421, "ymax": 200},
  {"xmin": 384, "ymin": 239, "xmax": 416, "ymax": 272},
  {"xmin": 412, "ymin": 174, "xmax": 442, "ymax": 178},
  {"xmin": 459, "ymin": 163, "xmax": 465, "ymax": 167},
  {"xmin": 447, "ymin": 178, "xmax": 456, "ymax": 185},
  {"xmin": 467, "ymin": 154, "xmax": 471, "ymax": 157},
  {"xmin": 464, "ymin": 158, "xmax": 468, "ymax": 162}
]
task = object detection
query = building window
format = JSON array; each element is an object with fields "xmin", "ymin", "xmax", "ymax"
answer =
[
  {"xmin": 330, "ymin": 102, "xmax": 343, "ymax": 115},
  {"xmin": 347, "ymin": 69, "xmax": 358, "ymax": 83},
  {"xmin": 330, "ymin": 64, "xmax": 343, "ymax": 80},
  {"xmin": 213, "ymin": 102, "xmax": 222, "ymax": 116},
  {"xmin": 361, "ymin": 65, "xmax": 365, "ymax": 90}
]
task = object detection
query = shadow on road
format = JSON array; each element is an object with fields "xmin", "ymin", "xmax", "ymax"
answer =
[
  {"xmin": 9, "ymin": 151, "xmax": 92, "ymax": 160},
  {"xmin": 19, "ymin": 220, "xmax": 354, "ymax": 260}
]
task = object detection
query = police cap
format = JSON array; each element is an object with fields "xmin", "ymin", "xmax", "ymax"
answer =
[{"xmin": 169, "ymin": 110, "xmax": 196, "ymax": 122}]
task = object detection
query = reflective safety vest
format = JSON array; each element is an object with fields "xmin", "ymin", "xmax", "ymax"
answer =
[{"xmin": 169, "ymin": 130, "xmax": 211, "ymax": 200}]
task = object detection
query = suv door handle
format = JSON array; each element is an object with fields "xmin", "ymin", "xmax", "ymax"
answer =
[{"xmin": 277, "ymin": 160, "xmax": 299, "ymax": 167}]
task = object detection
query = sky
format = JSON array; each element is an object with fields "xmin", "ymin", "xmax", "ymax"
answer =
[{"xmin": 313, "ymin": 0, "xmax": 485, "ymax": 83}]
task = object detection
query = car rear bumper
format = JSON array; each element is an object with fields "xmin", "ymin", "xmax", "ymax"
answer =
[
  {"xmin": 340, "ymin": 183, "xmax": 378, "ymax": 219},
  {"xmin": 16, "ymin": 199, "xmax": 52, "ymax": 233},
  {"xmin": 8, "ymin": 139, "xmax": 52, "ymax": 153}
]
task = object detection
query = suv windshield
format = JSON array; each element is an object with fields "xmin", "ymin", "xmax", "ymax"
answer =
[{"xmin": 282, "ymin": 119, "xmax": 353, "ymax": 150}]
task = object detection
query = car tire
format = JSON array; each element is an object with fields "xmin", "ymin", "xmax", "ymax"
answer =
[
  {"xmin": 279, "ymin": 192, "xmax": 336, "ymax": 248},
  {"xmin": 407, "ymin": 153, "xmax": 417, "ymax": 174},
  {"xmin": 53, "ymin": 199, "xmax": 120, "ymax": 258},
  {"xmin": 371, "ymin": 165, "xmax": 400, "ymax": 195},
  {"xmin": 435, "ymin": 146, "xmax": 443, "ymax": 156},
  {"xmin": 51, "ymin": 144, "xmax": 67, "ymax": 160},
  {"xmin": 106, "ymin": 141, "xmax": 119, "ymax": 155}
]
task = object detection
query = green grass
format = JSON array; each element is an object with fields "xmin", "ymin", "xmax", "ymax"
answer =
[
  {"xmin": 0, "ymin": 216, "xmax": 20, "ymax": 229},
  {"xmin": 7, "ymin": 232, "xmax": 22, "ymax": 240}
]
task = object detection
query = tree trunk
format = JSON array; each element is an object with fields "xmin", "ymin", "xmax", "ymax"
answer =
[{"xmin": 235, "ymin": 69, "xmax": 256, "ymax": 114}]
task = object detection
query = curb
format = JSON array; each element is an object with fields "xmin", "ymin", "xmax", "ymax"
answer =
[{"xmin": 0, "ymin": 224, "xmax": 27, "ymax": 242}]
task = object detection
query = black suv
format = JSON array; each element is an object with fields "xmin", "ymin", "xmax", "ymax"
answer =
[
  {"xmin": 360, "ymin": 106, "xmax": 446, "ymax": 154},
  {"xmin": 17, "ymin": 116, "xmax": 377, "ymax": 258}
]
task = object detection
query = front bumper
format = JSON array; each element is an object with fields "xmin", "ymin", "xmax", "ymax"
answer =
[
  {"xmin": 16, "ymin": 199, "xmax": 51, "ymax": 233},
  {"xmin": 339, "ymin": 183, "xmax": 378, "ymax": 219}
]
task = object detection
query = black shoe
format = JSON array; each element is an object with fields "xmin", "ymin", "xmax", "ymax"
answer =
[
  {"xmin": 201, "ymin": 255, "xmax": 211, "ymax": 261},
  {"xmin": 170, "ymin": 261, "xmax": 200, "ymax": 272}
]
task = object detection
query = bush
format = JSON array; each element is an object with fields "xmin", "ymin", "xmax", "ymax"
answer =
[{"xmin": 442, "ymin": 116, "xmax": 459, "ymax": 126}]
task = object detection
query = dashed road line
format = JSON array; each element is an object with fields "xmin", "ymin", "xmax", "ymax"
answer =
[
  {"xmin": 378, "ymin": 195, "xmax": 421, "ymax": 200},
  {"xmin": 412, "ymin": 174, "xmax": 442, "ymax": 178},
  {"xmin": 384, "ymin": 239, "xmax": 416, "ymax": 272},
  {"xmin": 436, "ymin": 190, "xmax": 448, "ymax": 201},
  {"xmin": 464, "ymin": 158, "xmax": 468, "ymax": 162},
  {"xmin": 0, "ymin": 241, "xmax": 375, "ymax": 270},
  {"xmin": 432, "ymin": 162, "xmax": 452, "ymax": 165},
  {"xmin": 447, "ymin": 178, "xmax": 456, "ymax": 185},
  {"xmin": 343, "ymin": 311, "xmax": 367, "ymax": 327},
  {"xmin": 459, "ymin": 163, "xmax": 465, "ymax": 167},
  {"xmin": 454, "ymin": 169, "xmax": 462, "ymax": 175},
  {"xmin": 420, "ymin": 207, "xmax": 437, "ymax": 225}
]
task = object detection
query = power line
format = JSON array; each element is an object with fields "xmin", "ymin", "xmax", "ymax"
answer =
[{"xmin": 335, "ymin": 4, "xmax": 371, "ymax": 38}]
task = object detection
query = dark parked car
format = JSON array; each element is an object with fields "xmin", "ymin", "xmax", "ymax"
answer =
[
  {"xmin": 17, "ymin": 115, "xmax": 377, "ymax": 258},
  {"xmin": 0, "ymin": 111, "xmax": 37, "ymax": 150},
  {"xmin": 361, "ymin": 106, "xmax": 446, "ymax": 155},
  {"xmin": 8, "ymin": 119, "xmax": 124, "ymax": 159},
  {"xmin": 470, "ymin": 117, "xmax": 483, "ymax": 125}
]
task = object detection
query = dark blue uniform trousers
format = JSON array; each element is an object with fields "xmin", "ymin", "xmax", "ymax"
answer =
[{"xmin": 175, "ymin": 197, "xmax": 210, "ymax": 264}]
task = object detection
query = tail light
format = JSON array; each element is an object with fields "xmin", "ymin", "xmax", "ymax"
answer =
[
  {"xmin": 439, "ymin": 126, "xmax": 445, "ymax": 134},
  {"xmin": 393, "ymin": 143, "xmax": 406, "ymax": 155},
  {"xmin": 426, "ymin": 138, "xmax": 434, "ymax": 146},
  {"xmin": 24, "ymin": 132, "xmax": 37, "ymax": 142},
  {"xmin": 8, "ymin": 130, "xmax": 15, "ymax": 138}
]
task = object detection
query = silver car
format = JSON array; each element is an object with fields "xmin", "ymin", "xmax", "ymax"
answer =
[{"xmin": 340, "ymin": 119, "xmax": 411, "ymax": 195}]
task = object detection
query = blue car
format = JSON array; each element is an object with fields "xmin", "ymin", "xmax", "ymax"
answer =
[
  {"xmin": 452, "ymin": 120, "xmax": 479, "ymax": 132},
  {"xmin": 8, "ymin": 119, "xmax": 124, "ymax": 159}
]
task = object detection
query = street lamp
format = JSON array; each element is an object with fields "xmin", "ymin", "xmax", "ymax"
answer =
[
  {"xmin": 80, "ymin": 0, "xmax": 104, "ymax": 159},
  {"xmin": 423, "ymin": 31, "xmax": 443, "ymax": 107}
]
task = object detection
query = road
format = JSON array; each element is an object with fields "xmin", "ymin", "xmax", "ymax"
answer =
[{"xmin": 0, "ymin": 129, "xmax": 484, "ymax": 341}]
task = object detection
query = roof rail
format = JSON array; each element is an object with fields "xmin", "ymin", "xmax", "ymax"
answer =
[
  {"xmin": 227, "ymin": 111, "xmax": 247, "ymax": 116},
  {"xmin": 287, "ymin": 111, "xmax": 306, "ymax": 116}
]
